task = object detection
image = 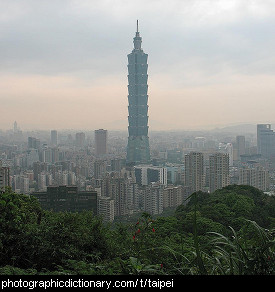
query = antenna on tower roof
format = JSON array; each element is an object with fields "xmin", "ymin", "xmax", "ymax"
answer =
[{"xmin": 137, "ymin": 19, "xmax": 139, "ymax": 33}]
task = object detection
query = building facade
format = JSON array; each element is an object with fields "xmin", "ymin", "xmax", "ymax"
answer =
[
  {"xmin": 209, "ymin": 153, "xmax": 230, "ymax": 193},
  {"xmin": 257, "ymin": 124, "xmax": 275, "ymax": 159},
  {"xmin": 95, "ymin": 129, "xmax": 107, "ymax": 156},
  {"xmin": 184, "ymin": 152, "xmax": 204, "ymax": 194},
  {"xmin": 126, "ymin": 21, "xmax": 150, "ymax": 165},
  {"xmin": 0, "ymin": 161, "xmax": 10, "ymax": 192},
  {"xmin": 31, "ymin": 185, "xmax": 97, "ymax": 213},
  {"xmin": 134, "ymin": 165, "xmax": 167, "ymax": 186},
  {"xmin": 239, "ymin": 166, "xmax": 269, "ymax": 191}
]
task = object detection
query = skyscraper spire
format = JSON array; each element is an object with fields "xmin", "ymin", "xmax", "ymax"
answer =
[
  {"xmin": 133, "ymin": 20, "xmax": 142, "ymax": 50},
  {"xmin": 126, "ymin": 21, "xmax": 150, "ymax": 165}
]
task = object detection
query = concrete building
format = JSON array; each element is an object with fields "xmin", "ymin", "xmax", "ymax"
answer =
[
  {"xmin": 0, "ymin": 161, "xmax": 10, "ymax": 192},
  {"xmin": 239, "ymin": 166, "xmax": 269, "ymax": 191},
  {"xmin": 209, "ymin": 153, "xmax": 230, "ymax": 193},
  {"xmin": 94, "ymin": 160, "xmax": 107, "ymax": 179},
  {"xmin": 219, "ymin": 143, "xmax": 233, "ymax": 166},
  {"xmin": 31, "ymin": 185, "xmax": 97, "ymax": 213},
  {"xmin": 163, "ymin": 185, "xmax": 184, "ymax": 208},
  {"xmin": 184, "ymin": 152, "xmax": 204, "ymax": 194},
  {"xmin": 257, "ymin": 124, "xmax": 275, "ymax": 159},
  {"xmin": 141, "ymin": 183, "xmax": 164, "ymax": 215},
  {"xmin": 98, "ymin": 196, "xmax": 115, "ymax": 222},
  {"xmin": 134, "ymin": 165, "xmax": 167, "ymax": 186},
  {"xmin": 95, "ymin": 129, "xmax": 107, "ymax": 157}
]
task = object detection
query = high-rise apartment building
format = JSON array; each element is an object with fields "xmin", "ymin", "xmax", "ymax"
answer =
[
  {"xmin": 184, "ymin": 152, "xmax": 204, "ymax": 194},
  {"xmin": 97, "ymin": 196, "xmax": 115, "ymax": 222},
  {"xmin": 95, "ymin": 129, "xmax": 107, "ymax": 156},
  {"xmin": 209, "ymin": 153, "xmax": 230, "ymax": 193},
  {"xmin": 94, "ymin": 160, "xmax": 107, "ymax": 179},
  {"xmin": 126, "ymin": 21, "xmax": 150, "ymax": 165},
  {"xmin": 0, "ymin": 161, "xmax": 10, "ymax": 192},
  {"xmin": 141, "ymin": 183, "xmax": 164, "ymax": 215},
  {"xmin": 257, "ymin": 124, "xmax": 275, "ymax": 159},
  {"xmin": 239, "ymin": 166, "xmax": 269, "ymax": 191},
  {"xmin": 163, "ymin": 185, "xmax": 184, "ymax": 209}
]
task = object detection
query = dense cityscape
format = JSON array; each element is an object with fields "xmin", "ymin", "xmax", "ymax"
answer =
[
  {"xmin": 1, "ymin": 120, "xmax": 275, "ymax": 222},
  {"xmin": 1, "ymin": 24, "xmax": 275, "ymax": 225},
  {"xmin": 0, "ymin": 4, "xmax": 274, "ymax": 276}
]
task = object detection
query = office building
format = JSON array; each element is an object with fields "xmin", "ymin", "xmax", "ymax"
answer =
[
  {"xmin": 126, "ymin": 21, "xmax": 150, "ymax": 165},
  {"xmin": 257, "ymin": 124, "xmax": 275, "ymax": 159},
  {"xmin": 209, "ymin": 153, "xmax": 230, "ymax": 193},
  {"xmin": 31, "ymin": 185, "xmax": 97, "ymax": 213},
  {"xmin": 95, "ymin": 129, "xmax": 107, "ymax": 156}
]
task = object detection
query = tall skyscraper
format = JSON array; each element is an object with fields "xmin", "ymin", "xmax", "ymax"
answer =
[
  {"xmin": 126, "ymin": 21, "xmax": 150, "ymax": 165},
  {"xmin": 95, "ymin": 129, "xmax": 107, "ymax": 156},
  {"xmin": 257, "ymin": 124, "xmax": 275, "ymax": 159},
  {"xmin": 209, "ymin": 153, "xmax": 229, "ymax": 193}
]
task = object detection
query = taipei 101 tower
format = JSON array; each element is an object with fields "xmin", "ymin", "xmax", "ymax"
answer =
[{"xmin": 126, "ymin": 21, "xmax": 150, "ymax": 165}]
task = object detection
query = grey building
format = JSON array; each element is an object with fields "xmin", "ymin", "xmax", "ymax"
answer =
[
  {"xmin": 0, "ymin": 161, "xmax": 10, "ymax": 192},
  {"xmin": 209, "ymin": 153, "xmax": 229, "ymax": 193},
  {"xmin": 184, "ymin": 152, "xmax": 204, "ymax": 194},
  {"xmin": 51, "ymin": 130, "xmax": 58, "ymax": 146},
  {"xmin": 257, "ymin": 124, "xmax": 275, "ymax": 159},
  {"xmin": 95, "ymin": 129, "xmax": 107, "ymax": 156},
  {"xmin": 126, "ymin": 21, "xmax": 150, "ymax": 165}
]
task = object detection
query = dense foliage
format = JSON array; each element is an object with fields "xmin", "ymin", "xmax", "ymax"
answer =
[{"xmin": 0, "ymin": 185, "xmax": 274, "ymax": 275}]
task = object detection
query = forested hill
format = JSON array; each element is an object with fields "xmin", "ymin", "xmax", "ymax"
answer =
[{"xmin": 0, "ymin": 185, "xmax": 274, "ymax": 275}]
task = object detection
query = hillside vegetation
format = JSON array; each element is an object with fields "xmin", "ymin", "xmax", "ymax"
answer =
[{"xmin": 0, "ymin": 185, "xmax": 274, "ymax": 275}]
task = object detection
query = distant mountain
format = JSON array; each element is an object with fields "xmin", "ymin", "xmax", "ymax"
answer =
[{"xmin": 210, "ymin": 124, "xmax": 257, "ymax": 134}]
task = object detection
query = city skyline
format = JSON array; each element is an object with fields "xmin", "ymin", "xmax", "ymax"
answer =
[{"xmin": 1, "ymin": 0, "xmax": 275, "ymax": 131}]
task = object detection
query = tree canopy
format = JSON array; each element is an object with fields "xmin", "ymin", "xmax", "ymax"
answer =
[{"xmin": 0, "ymin": 185, "xmax": 274, "ymax": 275}]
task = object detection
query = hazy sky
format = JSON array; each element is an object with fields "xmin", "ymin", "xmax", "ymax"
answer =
[{"xmin": 1, "ymin": 0, "xmax": 275, "ymax": 131}]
